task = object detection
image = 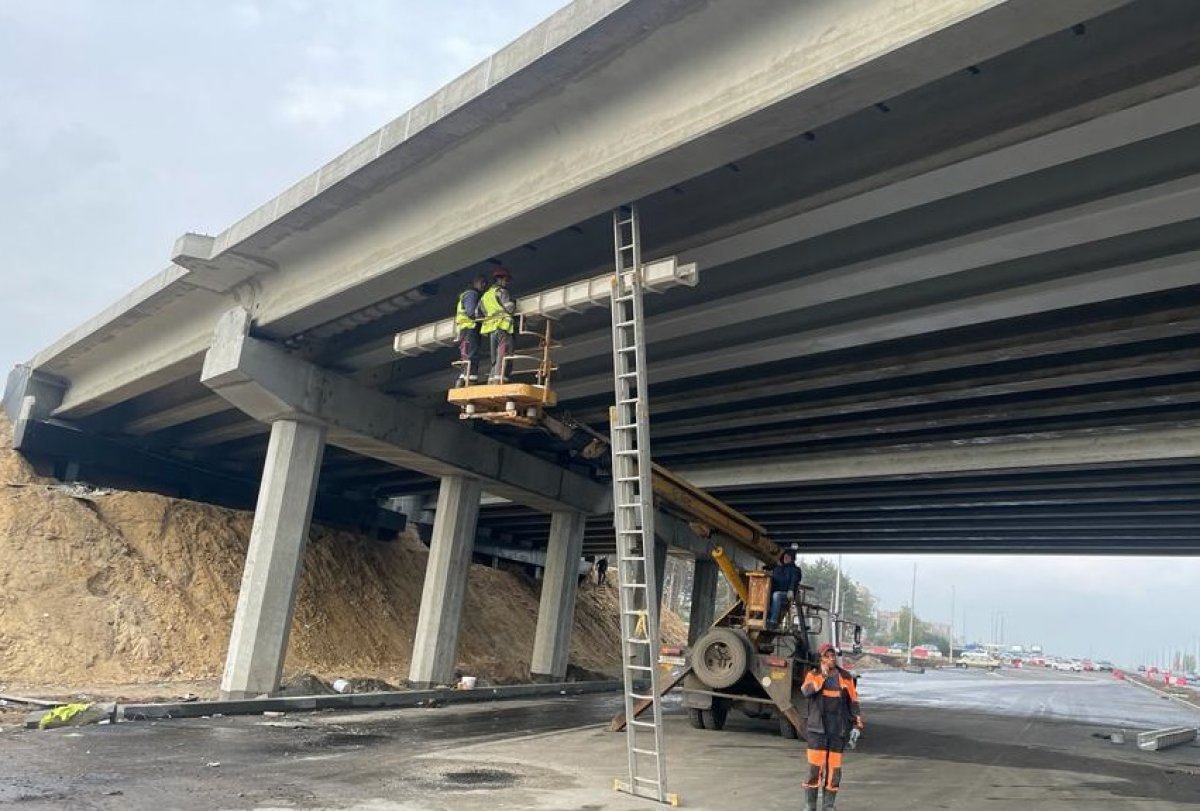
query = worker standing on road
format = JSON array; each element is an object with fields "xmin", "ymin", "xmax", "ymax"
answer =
[
  {"xmin": 480, "ymin": 267, "xmax": 517, "ymax": 383},
  {"xmin": 454, "ymin": 274, "xmax": 489, "ymax": 386},
  {"xmin": 800, "ymin": 642, "xmax": 864, "ymax": 811},
  {"xmin": 767, "ymin": 549, "xmax": 802, "ymax": 629}
]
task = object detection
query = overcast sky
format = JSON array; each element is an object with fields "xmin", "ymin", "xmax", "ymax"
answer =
[{"xmin": 2, "ymin": 1, "xmax": 1197, "ymax": 672}]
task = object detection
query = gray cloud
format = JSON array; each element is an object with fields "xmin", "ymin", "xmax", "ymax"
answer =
[{"xmin": 0, "ymin": 0, "xmax": 564, "ymax": 365}]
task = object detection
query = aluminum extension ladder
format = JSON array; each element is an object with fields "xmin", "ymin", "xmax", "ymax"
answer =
[{"xmin": 609, "ymin": 204, "xmax": 677, "ymax": 806}]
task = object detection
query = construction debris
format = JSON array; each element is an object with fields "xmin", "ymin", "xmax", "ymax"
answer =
[{"xmin": 31, "ymin": 702, "xmax": 117, "ymax": 730}]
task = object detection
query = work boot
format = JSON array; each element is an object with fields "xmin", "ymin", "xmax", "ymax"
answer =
[
  {"xmin": 802, "ymin": 786, "xmax": 819, "ymax": 811},
  {"xmin": 821, "ymin": 789, "xmax": 838, "ymax": 810}
]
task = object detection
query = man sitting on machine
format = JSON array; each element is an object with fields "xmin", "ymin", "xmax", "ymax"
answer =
[{"xmin": 767, "ymin": 548, "xmax": 802, "ymax": 630}]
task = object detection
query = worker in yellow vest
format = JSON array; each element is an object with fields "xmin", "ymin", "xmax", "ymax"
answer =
[
  {"xmin": 453, "ymin": 274, "xmax": 489, "ymax": 386},
  {"xmin": 479, "ymin": 267, "xmax": 516, "ymax": 383}
]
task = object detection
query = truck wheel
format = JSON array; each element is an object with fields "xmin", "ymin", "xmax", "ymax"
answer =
[
  {"xmin": 778, "ymin": 713, "xmax": 799, "ymax": 739},
  {"xmin": 702, "ymin": 698, "xmax": 729, "ymax": 731},
  {"xmin": 692, "ymin": 627, "xmax": 751, "ymax": 690},
  {"xmin": 687, "ymin": 708, "xmax": 706, "ymax": 729}
]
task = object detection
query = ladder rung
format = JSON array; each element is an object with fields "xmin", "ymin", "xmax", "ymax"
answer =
[
  {"xmin": 632, "ymin": 748, "xmax": 661, "ymax": 757},
  {"xmin": 625, "ymin": 638, "xmax": 651, "ymax": 645},
  {"xmin": 620, "ymin": 584, "xmax": 647, "ymax": 591},
  {"xmin": 633, "ymin": 775, "xmax": 661, "ymax": 784},
  {"xmin": 617, "ymin": 346, "xmax": 637, "ymax": 353},
  {"xmin": 614, "ymin": 449, "xmax": 639, "ymax": 456},
  {"xmin": 629, "ymin": 717, "xmax": 656, "ymax": 725},
  {"xmin": 625, "ymin": 665, "xmax": 653, "ymax": 672},
  {"xmin": 618, "ymin": 372, "xmax": 638, "ymax": 379}
]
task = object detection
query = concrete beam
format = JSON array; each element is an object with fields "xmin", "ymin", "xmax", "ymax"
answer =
[
  {"xmin": 551, "ymin": 194, "xmax": 1200, "ymax": 401},
  {"xmin": 200, "ymin": 308, "xmax": 608, "ymax": 513},
  {"xmin": 409, "ymin": 475, "xmax": 481, "ymax": 688},
  {"xmin": 530, "ymin": 511, "xmax": 586, "ymax": 680},
  {"xmin": 220, "ymin": 420, "xmax": 326, "ymax": 699},
  {"xmin": 681, "ymin": 424, "xmax": 1200, "ymax": 489}
]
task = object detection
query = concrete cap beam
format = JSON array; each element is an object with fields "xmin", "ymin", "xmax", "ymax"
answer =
[{"xmin": 201, "ymin": 308, "xmax": 608, "ymax": 514}]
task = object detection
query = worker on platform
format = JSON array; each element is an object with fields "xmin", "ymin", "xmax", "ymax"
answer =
[
  {"xmin": 767, "ymin": 549, "xmax": 802, "ymax": 629},
  {"xmin": 480, "ymin": 267, "xmax": 517, "ymax": 384},
  {"xmin": 800, "ymin": 642, "xmax": 864, "ymax": 811},
  {"xmin": 454, "ymin": 274, "xmax": 489, "ymax": 387}
]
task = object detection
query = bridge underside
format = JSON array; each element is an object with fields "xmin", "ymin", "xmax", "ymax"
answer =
[{"xmin": 10, "ymin": 0, "xmax": 1200, "ymax": 557}]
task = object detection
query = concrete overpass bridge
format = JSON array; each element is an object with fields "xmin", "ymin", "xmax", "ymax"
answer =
[{"xmin": 6, "ymin": 0, "xmax": 1200, "ymax": 697}]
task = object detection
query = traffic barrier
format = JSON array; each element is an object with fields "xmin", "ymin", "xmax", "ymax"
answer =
[{"xmin": 1136, "ymin": 726, "xmax": 1197, "ymax": 751}]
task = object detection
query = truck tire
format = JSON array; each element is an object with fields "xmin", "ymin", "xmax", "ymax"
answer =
[
  {"xmin": 687, "ymin": 708, "xmax": 706, "ymax": 729},
  {"xmin": 702, "ymin": 698, "xmax": 729, "ymax": 731},
  {"xmin": 778, "ymin": 713, "xmax": 799, "ymax": 739},
  {"xmin": 692, "ymin": 627, "xmax": 751, "ymax": 690}
]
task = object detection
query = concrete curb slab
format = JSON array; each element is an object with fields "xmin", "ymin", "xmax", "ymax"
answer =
[{"xmin": 121, "ymin": 680, "xmax": 620, "ymax": 721}]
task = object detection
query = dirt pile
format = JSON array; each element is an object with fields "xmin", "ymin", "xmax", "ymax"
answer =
[{"xmin": 0, "ymin": 414, "xmax": 685, "ymax": 690}]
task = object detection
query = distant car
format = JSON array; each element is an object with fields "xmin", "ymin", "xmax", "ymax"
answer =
[
  {"xmin": 1082, "ymin": 659, "xmax": 1096, "ymax": 672},
  {"xmin": 1050, "ymin": 659, "xmax": 1079, "ymax": 672},
  {"xmin": 956, "ymin": 651, "xmax": 1001, "ymax": 671},
  {"xmin": 1095, "ymin": 660, "xmax": 1114, "ymax": 672}
]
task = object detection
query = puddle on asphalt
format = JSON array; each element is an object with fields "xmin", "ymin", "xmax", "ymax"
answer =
[{"xmin": 441, "ymin": 768, "xmax": 519, "ymax": 788}]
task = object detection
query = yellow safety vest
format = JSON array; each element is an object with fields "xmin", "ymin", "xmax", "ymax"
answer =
[
  {"xmin": 455, "ymin": 290, "xmax": 477, "ymax": 331},
  {"xmin": 480, "ymin": 285, "xmax": 514, "ymax": 335}
]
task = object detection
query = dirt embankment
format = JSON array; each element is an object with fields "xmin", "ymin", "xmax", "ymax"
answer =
[{"xmin": 0, "ymin": 414, "xmax": 683, "ymax": 702}]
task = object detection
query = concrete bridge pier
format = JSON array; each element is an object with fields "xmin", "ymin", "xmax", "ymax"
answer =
[
  {"xmin": 407, "ymin": 475, "xmax": 482, "ymax": 688},
  {"xmin": 530, "ymin": 511, "xmax": 586, "ymax": 681},
  {"xmin": 220, "ymin": 419, "xmax": 326, "ymax": 699}
]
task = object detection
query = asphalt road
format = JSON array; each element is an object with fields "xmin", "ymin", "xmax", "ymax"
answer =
[{"xmin": 3, "ymin": 668, "xmax": 1199, "ymax": 809}]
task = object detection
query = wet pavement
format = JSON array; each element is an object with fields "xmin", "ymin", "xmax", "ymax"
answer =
[{"xmin": 2, "ymin": 668, "xmax": 1199, "ymax": 809}]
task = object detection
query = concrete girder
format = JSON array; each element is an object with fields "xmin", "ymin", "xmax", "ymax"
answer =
[
  {"xmin": 550, "ymin": 218, "xmax": 1200, "ymax": 402},
  {"xmin": 34, "ymin": 0, "xmax": 1129, "ymax": 418},
  {"xmin": 768, "ymin": 523, "xmax": 1200, "ymax": 535},
  {"xmin": 200, "ymin": 309, "xmax": 608, "ymax": 514},
  {"xmin": 773, "ymin": 539, "xmax": 1200, "ymax": 555},
  {"xmin": 649, "ymin": 349, "xmax": 1200, "ymax": 440},
  {"xmin": 586, "ymin": 307, "xmax": 1200, "ymax": 423},
  {"xmin": 653, "ymin": 383, "xmax": 1200, "ymax": 457},
  {"xmin": 680, "ymin": 424, "xmax": 1200, "ymax": 489},
  {"xmin": 393, "ymin": 174, "xmax": 1200, "ymax": 402},
  {"xmin": 733, "ymin": 502, "xmax": 1200, "ymax": 520}
]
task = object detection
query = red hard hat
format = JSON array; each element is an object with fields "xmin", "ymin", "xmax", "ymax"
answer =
[
  {"xmin": 492, "ymin": 266, "xmax": 512, "ymax": 279},
  {"xmin": 818, "ymin": 642, "xmax": 836, "ymax": 656}
]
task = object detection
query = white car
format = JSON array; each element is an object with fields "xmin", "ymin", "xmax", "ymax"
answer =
[{"xmin": 1051, "ymin": 659, "xmax": 1082, "ymax": 672}]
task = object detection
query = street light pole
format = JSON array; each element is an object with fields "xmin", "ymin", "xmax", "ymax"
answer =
[
  {"xmin": 949, "ymin": 585, "xmax": 956, "ymax": 662},
  {"xmin": 906, "ymin": 562, "xmax": 917, "ymax": 667},
  {"xmin": 833, "ymin": 554, "xmax": 843, "ymax": 650}
]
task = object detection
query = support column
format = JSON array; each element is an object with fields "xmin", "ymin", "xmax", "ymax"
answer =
[
  {"xmin": 530, "ymin": 511, "xmax": 586, "ymax": 681},
  {"xmin": 221, "ymin": 419, "xmax": 326, "ymax": 700},
  {"xmin": 408, "ymin": 475, "xmax": 482, "ymax": 688},
  {"xmin": 689, "ymin": 558, "xmax": 719, "ymax": 646}
]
